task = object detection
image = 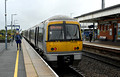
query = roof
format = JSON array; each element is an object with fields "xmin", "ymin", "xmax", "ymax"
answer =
[
  {"xmin": 75, "ymin": 4, "xmax": 120, "ymax": 18},
  {"xmin": 74, "ymin": 4, "xmax": 120, "ymax": 23},
  {"xmin": 48, "ymin": 15, "xmax": 75, "ymax": 21}
]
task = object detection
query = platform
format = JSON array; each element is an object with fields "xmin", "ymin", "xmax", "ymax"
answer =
[
  {"xmin": 83, "ymin": 40, "xmax": 120, "ymax": 51},
  {"xmin": 0, "ymin": 41, "xmax": 26, "ymax": 77},
  {"xmin": 0, "ymin": 38, "xmax": 58, "ymax": 77},
  {"xmin": 22, "ymin": 38, "xmax": 58, "ymax": 77},
  {"xmin": 83, "ymin": 40, "xmax": 120, "ymax": 61},
  {"xmin": 0, "ymin": 43, "xmax": 9, "ymax": 53}
]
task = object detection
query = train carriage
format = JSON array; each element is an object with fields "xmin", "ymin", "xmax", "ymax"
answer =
[{"xmin": 23, "ymin": 15, "xmax": 83, "ymax": 67}]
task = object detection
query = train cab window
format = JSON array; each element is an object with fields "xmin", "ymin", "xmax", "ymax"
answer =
[
  {"xmin": 66, "ymin": 24, "xmax": 80, "ymax": 40},
  {"xmin": 49, "ymin": 25, "xmax": 64, "ymax": 41},
  {"xmin": 48, "ymin": 24, "xmax": 81, "ymax": 41}
]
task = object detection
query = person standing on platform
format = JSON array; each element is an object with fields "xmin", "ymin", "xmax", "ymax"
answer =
[
  {"xmin": 89, "ymin": 32, "xmax": 93, "ymax": 42},
  {"xmin": 15, "ymin": 32, "xmax": 22, "ymax": 50}
]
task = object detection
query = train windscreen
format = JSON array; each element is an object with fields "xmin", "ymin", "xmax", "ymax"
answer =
[
  {"xmin": 48, "ymin": 24, "xmax": 80, "ymax": 41},
  {"xmin": 49, "ymin": 25, "xmax": 64, "ymax": 40},
  {"xmin": 66, "ymin": 24, "xmax": 80, "ymax": 40}
]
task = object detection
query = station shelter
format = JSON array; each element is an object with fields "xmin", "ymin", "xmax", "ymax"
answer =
[{"xmin": 75, "ymin": 4, "xmax": 120, "ymax": 41}]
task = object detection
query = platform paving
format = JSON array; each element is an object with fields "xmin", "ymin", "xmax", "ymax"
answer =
[
  {"xmin": 0, "ymin": 43, "xmax": 10, "ymax": 53},
  {"xmin": 22, "ymin": 38, "xmax": 58, "ymax": 77},
  {"xmin": 0, "ymin": 41, "xmax": 26, "ymax": 77}
]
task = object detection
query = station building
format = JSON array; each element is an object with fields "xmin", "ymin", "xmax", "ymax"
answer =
[{"xmin": 75, "ymin": 4, "xmax": 120, "ymax": 41}]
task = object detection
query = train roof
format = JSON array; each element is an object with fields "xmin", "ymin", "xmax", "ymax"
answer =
[
  {"xmin": 26, "ymin": 15, "xmax": 77, "ymax": 30},
  {"xmin": 47, "ymin": 15, "xmax": 76, "ymax": 21}
]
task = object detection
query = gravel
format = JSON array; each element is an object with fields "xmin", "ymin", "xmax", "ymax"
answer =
[{"xmin": 78, "ymin": 56, "xmax": 120, "ymax": 77}]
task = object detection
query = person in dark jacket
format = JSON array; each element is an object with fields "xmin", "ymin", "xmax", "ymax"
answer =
[
  {"xmin": 15, "ymin": 32, "xmax": 22, "ymax": 50},
  {"xmin": 89, "ymin": 32, "xmax": 93, "ymax": 42}
]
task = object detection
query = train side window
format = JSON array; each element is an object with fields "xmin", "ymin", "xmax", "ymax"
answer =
[
  {"xmin": 29, "ymin": 29, "xmax": 32, "ymax": 40},
  {"xmin": 38, "ymin": 27, "xmax": 43, "ymax": 42},
  {"xmin": 31, "ymin": 28, "xmax": 35, "ymax": 40}
]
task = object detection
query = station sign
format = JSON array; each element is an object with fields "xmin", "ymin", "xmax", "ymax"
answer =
[
  {"xmin": 7, "ymin": 25, "xmax": 20, "ymax": 28},
  {"xmin": 16, "ymin": 28, "xmax": 19, "ymax": 31}
]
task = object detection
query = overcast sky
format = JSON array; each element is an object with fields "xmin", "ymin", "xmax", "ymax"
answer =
[{"xmin": 0, "ymin": 0, "xmax": 120, "ymax": 30}]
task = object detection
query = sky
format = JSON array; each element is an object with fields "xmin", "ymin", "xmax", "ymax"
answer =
[{"xmin": 0, "ymin": 0, "xmax": 120, "ymax": 30}]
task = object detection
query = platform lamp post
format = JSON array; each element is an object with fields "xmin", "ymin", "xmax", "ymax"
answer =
[
  {"xmin": 11, "ymin": 14, "xmax": 17, "ymax": 46},
  {"xmin": 14, "ymin": 20, "xmax": 18, "ymax": 30},
  {"xmin": 13, "ymin": 20, "xmax": 18, "ymax": 39},
  {"xmin": 102, "ymin": 0, "xmax": 105, "ymax": 9},
  {"xmin": 11, "ymin": 14, "xmax": 17, "ymax": 32},
  {"xmin": 93, "ymin": 23, "xmax": 95, "ymax": 41},
  {"xmin": 14, "ymin": 20, "xmax": 18, "ymax": 25},
  {"xmin": 5, "ymin": 0, "xmax": 7, "ymax": 49}
]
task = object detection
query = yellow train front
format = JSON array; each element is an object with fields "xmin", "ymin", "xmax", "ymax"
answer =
[{"xmin": 44, "ymin": 16, "xmax": 83, "ymax": 67}]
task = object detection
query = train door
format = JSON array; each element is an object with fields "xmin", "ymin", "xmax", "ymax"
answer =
[
  {"xmin": 113, "ymin": 23, "xmax": 117, "ymax": 41},
  {"xmin": 35, "ymin": 27, "xmax": 37, "ymax": 47},
  {"xmin": 29, "ymin": 29, "xmax": 31, "ymax": 42},
  {"xmin": 36, "ymin": 27, "xmax": 39, "ymax": 47}
]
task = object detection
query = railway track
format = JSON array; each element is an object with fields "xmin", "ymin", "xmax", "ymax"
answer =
[
  {"xmin": 83, "ymin": 44, "xmax": 120, "ymax": 60},
  {"xmin": 78, "ymin": 50, "xmax": 120, "ymax": 77},
  {"xmin": 83, "ymin": 43, "xmax": 120, "ymax": 68},
  {"xmin": 69, "ymin": 66, "xmax": 85, "ymax": 77},
  {"xmin": 52, "ymin": 65, "xmax": 84, "ymax": 77},
  {"xmin": 82, "ymin": 50, "xmax": 120, "ymax": 68}
]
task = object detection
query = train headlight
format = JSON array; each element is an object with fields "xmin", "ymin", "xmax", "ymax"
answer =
[
  {"xmin": 74, "ymin": 47, "xmax": 79, "ymax": 50},
  {"xmin": 54, "ymin": 47, "xmax": 57, "ymax": 50},
  {"xmin": 74, "ymin": 47, "xmax": 76, "ymax": 50},
  {"xmin": 51, "ymin": 48, "xmax": 54, "ymax": 51},
  {"xmin": 76, "ymin": 47, "xmax": 79, "ymax": 49},
  {"xmin": 51, "ymin": 47, "xmax": 57, "ymax": 51}
]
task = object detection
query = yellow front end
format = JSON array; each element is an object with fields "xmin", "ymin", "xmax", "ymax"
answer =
[
  {"xmin": 46, "ymin": 21, "xmax": 83, "ymax": 53},
  {"xmin": 46, "ymin": 41, "xmax": 82, "ymax": 53}
]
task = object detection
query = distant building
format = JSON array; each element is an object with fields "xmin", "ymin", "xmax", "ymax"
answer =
[{"xmin": 75, "ymin": 4, "xmax": 120, "ymax": 41}]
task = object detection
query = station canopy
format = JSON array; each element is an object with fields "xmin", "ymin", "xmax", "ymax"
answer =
[{"xmin": 74, "ymin": 4, "xmax": 120, "ymax": 23}]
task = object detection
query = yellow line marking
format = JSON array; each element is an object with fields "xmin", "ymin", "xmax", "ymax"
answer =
[{"xmin": 14, "ymin": 49, "xmax": 19, "ymax": 77}]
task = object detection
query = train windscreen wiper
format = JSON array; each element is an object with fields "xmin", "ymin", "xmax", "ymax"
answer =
[{"xmin": 66, "ymin": 30, "xmax": 72, "ymax": 39}]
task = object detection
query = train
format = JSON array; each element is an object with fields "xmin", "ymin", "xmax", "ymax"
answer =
[{"xmin": 23, "ymin": 15, "xmax": 83, "ymax": 67}]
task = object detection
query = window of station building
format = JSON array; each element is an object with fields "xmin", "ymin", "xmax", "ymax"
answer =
[
  {"xmin": 103, "ymin": 25, "xmax": 106, "ymax": 31},
  {"xmin": 108, "ymin": 24, "xmax": 110, "ymax": 30},
  {"xmin": 99, "ymin": 25, "xmax": 101, "ymax": 31},
  {"xmin": 105, "ymin": 25, "xmax": 108, "ymax": 31},
  {"xmin": 105, "ymin": 24, "xmax": 110, "ymax": 31},
  {"xmin": 105, "ymin": 24, "xmax": 108, "ymax": 31},
  {"xmin": 102, "ymin": 25, "xmax": 104, "ymax": 31},
  {"xmin": 100, "ymin": 24, "xmax": 103, "ymax": 31}
]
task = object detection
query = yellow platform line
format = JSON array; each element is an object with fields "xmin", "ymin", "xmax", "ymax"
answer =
[{"xmin": 14, "ymin": 49, "xmax": 19, "ymax": 77}]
